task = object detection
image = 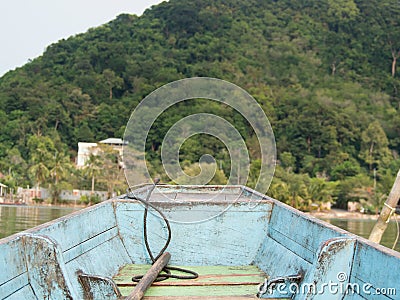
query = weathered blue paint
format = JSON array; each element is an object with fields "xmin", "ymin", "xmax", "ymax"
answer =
[
  {"xmin": 0, "ymin": 185, "xmax": 399, "ymax": 299},
  {"xmin": 115, "ymin": 200, "xmax": 272, "ymax": 266},
  {"xmin": 77, "ymin": 271, "xmax": 121, "ymax": 300},
  {"xmin": 303, "ymin": 238, "xmax": 356, "ymax": 300},
  {"xmin": 350, "ymin": 239, "xmax": 400, "ymax": 299},
  {"xmin": 0, "ymin": 233, "xmax": 78, "ymax": 299},
  {"xmin": 22, "ymin": 234, "xmax": 77, "ymax": 299}
]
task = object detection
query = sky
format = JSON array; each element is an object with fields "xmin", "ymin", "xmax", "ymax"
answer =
[{"xmin": 0, "ymin": 0, "xmax": 165, "ymax": 77}]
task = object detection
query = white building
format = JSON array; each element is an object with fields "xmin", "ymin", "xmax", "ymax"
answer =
[
  {"xmin": 76, "ymin": 142, "xmax": 98, "ymax": 167},
  {"xmin": 99, "ymin": 138, "xmax": 125, "ymax": 156},
  {"xmin": 76, "ymin": 138, "xmax": 126, "ymax": 167},
  {"xmin": 0, "ymin": 182, "xmax": 7, "ymax": 198}
]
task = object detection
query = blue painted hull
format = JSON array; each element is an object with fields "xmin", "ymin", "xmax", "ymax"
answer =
[{"xmin": 0, "ymin": 185, "xmax": 399, "ymax": 299}]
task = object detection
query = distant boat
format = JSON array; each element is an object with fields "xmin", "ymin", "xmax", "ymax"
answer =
[{"xmin": 0, "ymin": 185, "xmax": 399, "ymax": 299}]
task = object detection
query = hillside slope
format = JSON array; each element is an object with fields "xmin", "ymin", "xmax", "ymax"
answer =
[{"xmin": 0, "ymin": 0, "xmax": 400, "ymax": 207}]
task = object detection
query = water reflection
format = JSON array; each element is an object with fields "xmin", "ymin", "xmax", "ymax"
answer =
[
  {"xmin": 0, "ymin": 205, "xmax": 80, "ymax": 239},
  {"xmin": 326, "ymin": 218, "xmax": 400, "ymax": 252}
]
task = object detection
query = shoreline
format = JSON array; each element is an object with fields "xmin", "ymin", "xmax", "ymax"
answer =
[
  {"xmin": 0, "ymin": 203, "xmax": 87, "ymax": 209},
  {"xmin": 2, "ymin": 203, "xmax": 399, "ymax": 221},
  {"xmin": 307, "ymin": 208, "xmax": 400, "ymax": 220}
]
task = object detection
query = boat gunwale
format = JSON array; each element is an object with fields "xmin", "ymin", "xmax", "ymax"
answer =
[
  {"xmin": 258, "ymin": 186, "xmax": 400, "ymax": 259},
  {"xmin": 0, "ymin": 185, "xmax": 399, "ymax": 259}
]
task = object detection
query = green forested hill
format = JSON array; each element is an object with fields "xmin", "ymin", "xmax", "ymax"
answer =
[{"xmin": 1, "ymin": 0, "xmax": 400, "ymax": 209}]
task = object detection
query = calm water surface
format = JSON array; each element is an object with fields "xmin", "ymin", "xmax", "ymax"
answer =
[
  {"xmin": 325, "ymin": 218, "xmax": 400, "ymax": 252},
  {"xmin": 0, "ymin": 205, "xmax": 80, "ymax": 239},
  {"xmin": 0, "ymin": 206, "xmax": 399, "ymax": 252}
]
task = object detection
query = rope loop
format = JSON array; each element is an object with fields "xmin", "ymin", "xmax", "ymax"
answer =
[{"xmin": 126, "ymin": 181, "xmax": 198, "ymax": 283}]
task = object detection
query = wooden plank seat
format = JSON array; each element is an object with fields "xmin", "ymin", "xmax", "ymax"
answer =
[{"xmin": 114, "ymin": 264, "xmax": 265, "ymax": 298}]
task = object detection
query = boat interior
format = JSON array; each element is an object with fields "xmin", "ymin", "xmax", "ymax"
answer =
[{"xmin": 0, "ymin": 185, "xmax": 399, "ymax": 299}]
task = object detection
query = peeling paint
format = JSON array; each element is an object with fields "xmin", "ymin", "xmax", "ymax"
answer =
[
  {"xmin": 77, "ymin": 270, "xmax": 121, "ymax": 300},
  {"xmin": 0, "ymin": 186, "xmax": 399, "ymax": 299}
]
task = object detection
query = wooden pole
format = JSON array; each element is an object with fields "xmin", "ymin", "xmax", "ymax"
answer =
[
  {"xmin": 369, "ymin": 169, "xmax": 400, "ymax": 243},
  {"xmin": 126, "ymin": 252, "xmax": 171, "ymax": 300}
]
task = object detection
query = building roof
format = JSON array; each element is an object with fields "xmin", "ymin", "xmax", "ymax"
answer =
[
  {"xmin": 0, "ymin": 183, "xmax": 7, "ymax": 188},
  {"xmin": 99, "ymin": 138, "xmax": 126, "ymax": 145}
]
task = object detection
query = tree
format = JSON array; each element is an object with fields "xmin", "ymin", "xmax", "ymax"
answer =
[
  {"xmin": 175, "ymin": 162, "xmax": 228, "ymax": 185},
  {"xmin": 286, "ymin": 172, "xmax": 310, "ymax": 210},
  {"xmin": 307, "ymin": 177, "xmax": 337, "ymax": 209},
  {"xmin": 84, "ymin": 152, "xmax": 102, "ymax": 196},
  {"xmin": 27, "ymin": 135, "xmax": 56, "ymax": 198},
  {"xmin": 102, "ymin": 69, "xmax": 123, "ymax": 100},
  {"xmin": 63, "ymin": 88, "xmax": 93, "ymax": 126},
  {"xmin": 97, "ymin": 144, "xmax": 124, "ymax": 198},
  {"xmin": 2, "ymin": 0, "xmax": 400, "ymax": 210},
  {"xmin": 327, "ymin": 0, "xmax": 359, "ymax": 24},
  {"xmin": 279, "ymin": 151, "xmax": 296, "ymax": 171},
  {"xmin": 0, "ymin": 147, "xmax": 27, "ymax": 188},
  {"xmin": 49, "ymin": 151, "xmax": 73, "ymax": 204},
  {"xmin": 359, "ymin": 120, "xmax": 391, "ymax": 171},
  {"xmin": 374, "ymin": 0, "xmax": 400, "ymax": 78},
  {"xmin": 269, "ymin": 167, "xmax": 310, "ymax": 210},
  {"xmin": 334, "ymin": 174, "xmax": 373, "ymax": 209},
  {"xmin": 51, "ymin": 151, "xmax": 71, "ymax": 185},
  {"xmin": 356, "ymin": 0, "xmax": 400, "ymax": 78},
  {"xmin": 28, "ymin": 162, "xmax": 49, "ymax": 198},
  {"xmin": 268, "ymin": 179, "xmax": 290, "ymax": 203},
  {"xmin": 331, "ymin": 159, "xmax": 360, "ymax": 180}
]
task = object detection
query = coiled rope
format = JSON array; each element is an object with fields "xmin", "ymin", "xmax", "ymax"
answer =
[{"xmin": 126, "ymin": 180, "xmax": 198, "ymax": 282}]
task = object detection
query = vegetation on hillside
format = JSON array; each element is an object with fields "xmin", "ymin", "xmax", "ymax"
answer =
[{"xmin": 1, "ymin": 0, "xmax": 400, "ymax": 210}]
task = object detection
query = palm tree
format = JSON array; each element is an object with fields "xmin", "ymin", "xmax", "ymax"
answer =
[
  {"xmin": 50, "ymin": 151, "xmax": 72, "ymax": 203},
  {"xmin": 84, "ymin": 153, "xmax": 102, "ymax": 196},
  {"xmin": 308, "ymin": 178, "xmax": 336, "ymax": 209},
  {"xmin": 27, "ymin": 135, "xmax": 56, "ymax": 200},
  {"xmin": 286, "ymin": 173, "xmax": 309, "ymax": 210},
  {"xmin": 51, "ymin": 151, "xmax": 71, "ymax": 185},
  {"xmin": 97, "ymin": 144, "xmax": 123, "ymax": 198},
  {"xmin": 268, "ymin": 180, "xmax": 290, "ymax": 203},
  {"xmin": 28, "ymin": 162, "xmax": 50, "ymax": 199}
]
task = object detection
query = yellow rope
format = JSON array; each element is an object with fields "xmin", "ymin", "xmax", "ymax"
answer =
[
  {"xmin": 384, "ymin": 202, "xmax": 396, "ymax": 224},
  {"xmin": 382, "ymin": 203, "xmax": 399, "ymax": 249},
  {"xmin": 392, "ymin": 212, "xmax": 400, "ymax": 250}
]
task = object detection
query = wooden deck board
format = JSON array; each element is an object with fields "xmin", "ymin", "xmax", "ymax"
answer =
[{"xmin": 114, "ymin": 264, "xmax": 265, "ymax": 298}]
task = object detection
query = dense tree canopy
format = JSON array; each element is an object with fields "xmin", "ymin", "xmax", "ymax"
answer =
[{"xmin": 1, "ymin": 0, "xmax": 400, "ymax": 210}]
